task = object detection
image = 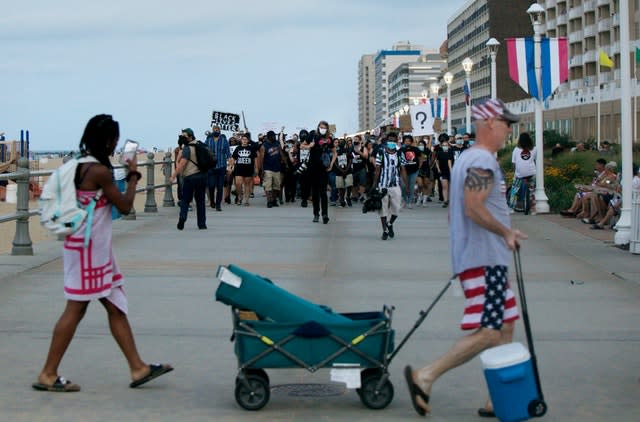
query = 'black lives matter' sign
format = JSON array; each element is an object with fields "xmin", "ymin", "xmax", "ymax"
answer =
[{"xmin": 211, "ymin": 111, "xmax": 240, "ymax": 132}]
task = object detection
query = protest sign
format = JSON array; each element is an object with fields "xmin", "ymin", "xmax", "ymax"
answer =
[
  {"xmin": 410, "ymin": 104, "xmax": 435, "ymax": 136},
  {"xmin": 211, "ymin": 111, "xmax": 241, "ymax": 132}
]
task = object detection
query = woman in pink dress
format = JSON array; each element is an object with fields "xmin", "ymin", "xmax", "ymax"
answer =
[{"xmin": 32, "ymin": 114, "xmax": 172, "ymax": 392}]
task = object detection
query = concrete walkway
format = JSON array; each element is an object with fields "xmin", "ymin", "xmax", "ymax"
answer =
[{"xmin": 0, "ymin": 196, "xmax": 638, "ymax": 421}]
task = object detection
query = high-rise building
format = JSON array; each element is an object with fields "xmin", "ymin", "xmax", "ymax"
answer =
[
  {"xmin": 387, "ymin": 53, "xmax": 447, "ymax": 115},
  {"xmin": 446, "ymin": 0, "xmax": 533, "ymax": 132},
  {"xmin": 508, "ymin": 0, "xmax": 640, "ymax": 144},
  {"xmin": 373, "ymin": 42, "xmax": 425, "ymax": 127},
  {"xmin": 358, "ymin": 54, "xmax": 376, "ymax": 132}
]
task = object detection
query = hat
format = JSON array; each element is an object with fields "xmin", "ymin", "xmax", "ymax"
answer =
[
  {"xmin": 386, "ymin": 142, "xmax": 398, "ymax": 150},
  {"xmin": 605, "ymin": 161, "xmax": 617, "ymax": 170},
  {"xmin": 182, "ymin": 128, "xmax": 194, "ymax": 138},
  {"xmin": 471, "ymin": 98, "xmax": 520, "ymax": 123},
  {"xmin": 455, "ymin": 134, "xmax": 463, "ymax": 140}
]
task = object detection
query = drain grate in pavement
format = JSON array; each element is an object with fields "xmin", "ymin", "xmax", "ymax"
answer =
[{"xmin": 271, "ymin": 383, "xmax": 346, "ymax": 397}]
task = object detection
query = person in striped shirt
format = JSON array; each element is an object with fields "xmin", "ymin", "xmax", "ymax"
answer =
[
  {"xmin": 373, "ymin": 132, "xmax": 406, "ymax": 240},
  {"xmin": 404, "ymin": 99, "xmax": 527, "ymax": 418}
]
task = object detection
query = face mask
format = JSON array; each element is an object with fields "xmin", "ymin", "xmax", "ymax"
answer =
[
  {"xmin": 456, "ymin": 140, "xmax": 463, "ymax": 145},
  {"xmin": 212, "ymin": 131, "xmax": 220, "ymax": 137},
  {"xmin": 442, "ymin": 146, "xmax": 449, "ymax": 152},
  {"xmin": 418, "ymin": 146, "xmax": 424, "ymax": 151},
  {"xmin": 468, "ymin": 141, "xmax": 475, "ymax": 146},
  {"xmin": 319, "ymin": 128, "xmax": 327, "ymax": 135}
]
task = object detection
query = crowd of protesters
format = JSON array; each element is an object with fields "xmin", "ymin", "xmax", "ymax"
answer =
[{"xmin": 171, "ymin": 121, "xmax": 483, "ymax": 238}]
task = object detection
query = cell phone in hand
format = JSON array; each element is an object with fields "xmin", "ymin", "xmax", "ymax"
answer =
[{"xmin": 119, "ymin": 139, "xmax": 139, "ymax": 165}]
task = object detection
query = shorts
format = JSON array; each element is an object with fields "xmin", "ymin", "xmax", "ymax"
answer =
[
  {"xmin": 335, "ymin": 174, "xmax": 353, "ymax": 189},
  {"xmin": 378, "ymin": 185, "xmax": 401, "ymax": 218},
  {"xmin": 263, "ymin": 170, "xmax": 281, "ymax": 191},
  {"xmin": 459, "ymin": 266, "xmax": 519, "ymax": 330},
  {"xmin": 352, "ymin": 168, "xmax": 367, "ymax": 187}
]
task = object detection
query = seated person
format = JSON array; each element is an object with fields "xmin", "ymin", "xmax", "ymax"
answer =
[
  {"xmin": 561, "ymin": 158, "xmax": 616, "ymax": 218},
  {"xmin": 591, "ymin": 164, "xmax": 640, "ymax": 229}
]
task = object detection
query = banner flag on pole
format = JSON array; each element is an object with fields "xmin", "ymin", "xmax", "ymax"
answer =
[
  {"xmin": 636, "ymin": 47, "xmax": 640, "ymax": 64},
  {"xmin": 599, "ymin": 50, "xmax": 614, "ymax": 68},
  {"xmin": 428, "ymin": 98, "xmax": 447, "ymax": 120},
  {"xmin": 506, "ymin": 37, "xmax": 568, "ymax": 100},
  {"xmin": 463, "ymin": 81, "xmax": 471, "ymax": 105}
]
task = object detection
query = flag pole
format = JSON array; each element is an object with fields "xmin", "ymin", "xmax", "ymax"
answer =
[
  {"xmin": 597, "ymin": 56, "xmax": 601, "ymax": 151},
  {"xmin": 635, "ymin": 50, "xmax": 637, "ymax": 144}
]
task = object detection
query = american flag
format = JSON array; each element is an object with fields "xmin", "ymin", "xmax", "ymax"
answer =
[{"xmin": 463, "ymin": 80, "xmax": 471, "ymax": 106}]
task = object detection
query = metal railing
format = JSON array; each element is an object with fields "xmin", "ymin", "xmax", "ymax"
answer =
[{"xmin": 0, "ymin": 152, "xmax": 175, "ymax": 256}]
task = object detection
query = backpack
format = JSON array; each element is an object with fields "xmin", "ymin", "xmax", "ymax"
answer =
[
  {"xmin": 189, "ymin": 141, "xmax": 217, "ymax": 172},
  {"xmin": 39, "ymin": 155, "xmax": 101, "ymax": 247}
]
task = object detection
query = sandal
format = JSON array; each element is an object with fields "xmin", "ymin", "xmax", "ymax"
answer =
[
  {"xmin": 590, "ymin": 224, "xmax": 604, "ymax": 230},
  {"xmin": 129, "ymin": 364, "xmax": 173, "ymax": 388},
  {"xmin": 32, "ymin": 376, "xmax": 81, "ymax": 392},
  {"xmin": 404, "ymin": 366, "xmax": 430, "ymax": 416}
]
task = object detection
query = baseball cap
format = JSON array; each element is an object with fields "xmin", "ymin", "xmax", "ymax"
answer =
[
  {"xmin": 471, "ymin": 98, "xmax": 520, "ymax": 123},
  {"xmin": 182, "ymin": 128, "xmax": 194, "ymax": 137}
]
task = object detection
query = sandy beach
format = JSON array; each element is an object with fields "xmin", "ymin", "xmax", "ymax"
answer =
[{"xmin": 0, "ymin": 153, "xmax": 173, "ymax": 255}]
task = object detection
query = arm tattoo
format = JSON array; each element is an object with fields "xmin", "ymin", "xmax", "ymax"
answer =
[{"xmin": 465, "ymin": 167, "xmax": 494, "ymax": 191}]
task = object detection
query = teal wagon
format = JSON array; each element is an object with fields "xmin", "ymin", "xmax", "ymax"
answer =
[{"xmin": 215, "ymin": 264, "xmax": 452, "ymax": 411}]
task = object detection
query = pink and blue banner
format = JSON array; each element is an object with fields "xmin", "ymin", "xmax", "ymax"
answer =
[{"xmin": 506, "ymin": 37, "xmax": 568, "ymax": 100}]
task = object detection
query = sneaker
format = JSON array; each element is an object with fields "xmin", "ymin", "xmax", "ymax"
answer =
[
  {"xmin": 347, "ymin": 198, "xmax": 352, "ymax": 207},
  {"xmin": 381, "ymin": 231, "xmax": 389, "ymax": 240},
  {"xmin": 408, "ymin": 203, "xmax": 414, "ymax": 209},
  {"xmin": 198, "ymin": 225, "xmax": 207, "ymax": 230},
  {"xmin": 272, "ymin": 201, "xmax": 279, "ymax": 207},
  {"xmin": 177, "ymin": 219, "xmax": 185, "ymax": 230},
  {"xmin": 216, "ymin": 206, "xmax": 222, "ymax": 212},
  {"xmin": 243, "ymin": 202, "xmax": 250, "ymax": 206},
  {"xmin": 267, "ymin": 202, "xmax": 273, "ymax": 208},
  {"xmin": 250, "ymin": 193, "xmax": 255, "ymax": 198},
  {"xmin": 322, "ymin": 215, "xmax": 330, "ymax": 224},
  {"xmin": 279, "ymin": 198, "xmax": 284, "ymax": 205},
  {"xmin": 387, "ymin": 224, "xmax": 394, "ymax": 238},
  {"xmin": 426, "ymin": 196, "xmax": 432, "ymax": 202},
  {"xmin": 330, "ymin": 201, "xmax": 337, "ymax": 207},
  {"xmin": 225, "ymin": 197, "xmax": 231, "ymax": 204},
  {"xmin": 301, "ymin": 200, "xmax": 308, "ymax": 208},
  {"xmin": 313, "ymin": 215, "xmax": 319, "ymax": 223},
  {"xmin": 442, "ymin": 201, "xmax": 448, "ymax": 208},
  {"xmin": 340, "ymin": 201, "xmax": 346, "ymax": 208},
  {"xmin": 359, "ymin": 196, "xmax": 366, "ymax": 203}
]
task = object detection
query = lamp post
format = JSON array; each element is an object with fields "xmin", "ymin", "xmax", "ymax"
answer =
[
  {"xmin": 444, "ymin": 72, "xmax": 453, "ymax": 134},
  {"xmin": 614, "ymin": 0, "xmax": 633, "ymax": 246},
  {"xmin": 462, "ymin": 57, "xmax": 473, "ymax": 133},
  {"xmin": 486, "ymin": 38, "xmax": 500, "ymax": 100},
  {"xmin": 527, "ymin": 3, "xmax": 549, "ymax": 214},
  {"xmin": 420, "ymin": 89, "xmax": 428, "ymax": 104}
]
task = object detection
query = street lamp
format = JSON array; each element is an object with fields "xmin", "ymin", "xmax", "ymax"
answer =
[
  {"xmin": 527, "ymin": 3, "xmax": 549, "ymax": 214},
  {"xmin": 443, "ymin": 72, "xmax": 453, "ymax": 135},
  {"xmin": 462, "ymin": 57, "xmax": 474, "ymax": 133},
  {"xmin": 614, "ymin": 0, "xmax": 634, "ymax": 246},
  {"xmin": 486, "ymin": 38, "xmax": 500, "ymax": 100},
  {"xmin": 429, "ymin": 82, "xmax": 439, "ymax": 98},
  {"xmin": 402, "ymin": 104, "xmax": 410, "ymax": 114},
  {"xmin": 420, "ymin": 89, "xmax": 428, "ymax": 103}
]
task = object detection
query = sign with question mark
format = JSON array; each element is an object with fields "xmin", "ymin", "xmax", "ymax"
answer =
[{"xmin": 410, "ymin": 104, "xmax": 435, "ymax": 136}]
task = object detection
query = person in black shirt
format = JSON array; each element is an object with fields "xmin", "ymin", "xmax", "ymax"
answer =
[
  {"xmin": 297, "ymin": 129, "xmax": 312, "ymax": 207},
  {"xmin": 416, "ymin": 138, "xmax": 434, "ymax": 206},
  {"xmin": 308, "ymin": 121, "xmax": 336, "ymax": 224},
  {"xmin": 435, "ymin": 134, "xmax": 453, "ymax": 208},
  {"xmin": 350, "ymin": 135, "xmax": 369, "ymax": 203},
  {"xmin": 400, "ymin": 134, "xmax": 422, "ymax": 209},
  {"xmin": 231, "ymin": 134, "xmax": 258, "ymax": 206},
  {"xmin": 450, "ymin": 134, "xmax": 468, "ymax": 167}
]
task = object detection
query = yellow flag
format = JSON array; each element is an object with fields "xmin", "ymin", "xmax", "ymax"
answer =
[{"xmin": 599, "ymin": 50, "xmax": 614, "ymax": 68}]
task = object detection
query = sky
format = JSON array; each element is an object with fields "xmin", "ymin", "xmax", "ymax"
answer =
[{"xmin": 1, "ymin": 0, "xmax": 468, "ymax": 151}]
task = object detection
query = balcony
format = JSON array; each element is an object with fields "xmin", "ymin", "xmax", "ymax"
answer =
[
  {"xmin": 597, "ymin": 0, "xmax": 609, "ymax": 5},
  {"xmin": 570, "ymin": 79, "xmax": 583, "ymax": 89},
  {"xmin": 570, "ymin": 54, "xmax": 583, "ymax": 67},
  {"xmin": 583, "ymin": 50, "xmax": 597, "ymax": 62},
  {"xmin": 547, "ymin": 17, "xmax": 557, "ymax": 28},
  {"xmin": 584, "ymin": 75, "xmax": 598, "ymax": 87},
  {"xmin": 583, "ymin": 24, "xmax": 597, "ymax": 37},
  {"xmin": 547, "ymin": 0, "xmax": 557, "ymax": 7},
  {"xmin": 612, "ymin": 13, "xmax": 620, "ymax": 27},
  {"xmin": 610, "ymin": 40, "xmax": 620, "ymax": 54},
  {"xmin": 568, "ymin": 5, "xmax": 583, "ymax": 19},
  {"xmin": 583, "ymin": 0, "xmax": 596, "ymax": 12},
  {"xmin": 569, "ymin": 30, "xmax": 585, "ymax": 43},
  {"xmin": 598, "ymin": 17, "xmax": 611, "ymax": 32},
  {"xmin": 556, "ymin": 14, "xmax": 568, "ymax": 25}
]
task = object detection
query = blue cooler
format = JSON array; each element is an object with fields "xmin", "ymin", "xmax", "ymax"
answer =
[{"xmin": 480, "ymin": 342, "xmax": 539, "ymax": 422}]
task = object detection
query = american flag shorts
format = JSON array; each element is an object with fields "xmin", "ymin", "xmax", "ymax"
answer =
[{"xmin": 459, "ymin": 266, "xmax": 519, "ymax": 330}]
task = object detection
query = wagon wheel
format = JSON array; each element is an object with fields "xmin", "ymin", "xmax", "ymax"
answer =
[
  {"xmin": 358, "ymin": 373, "xmax": 394, "ymax": 410},
  {"xmin": 234, "ymin": 373, "xmax": 270, "ymax": 411},
  {"xmin": 528, "ymin": 399, "xmax": 548, "ymax": 417}
]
